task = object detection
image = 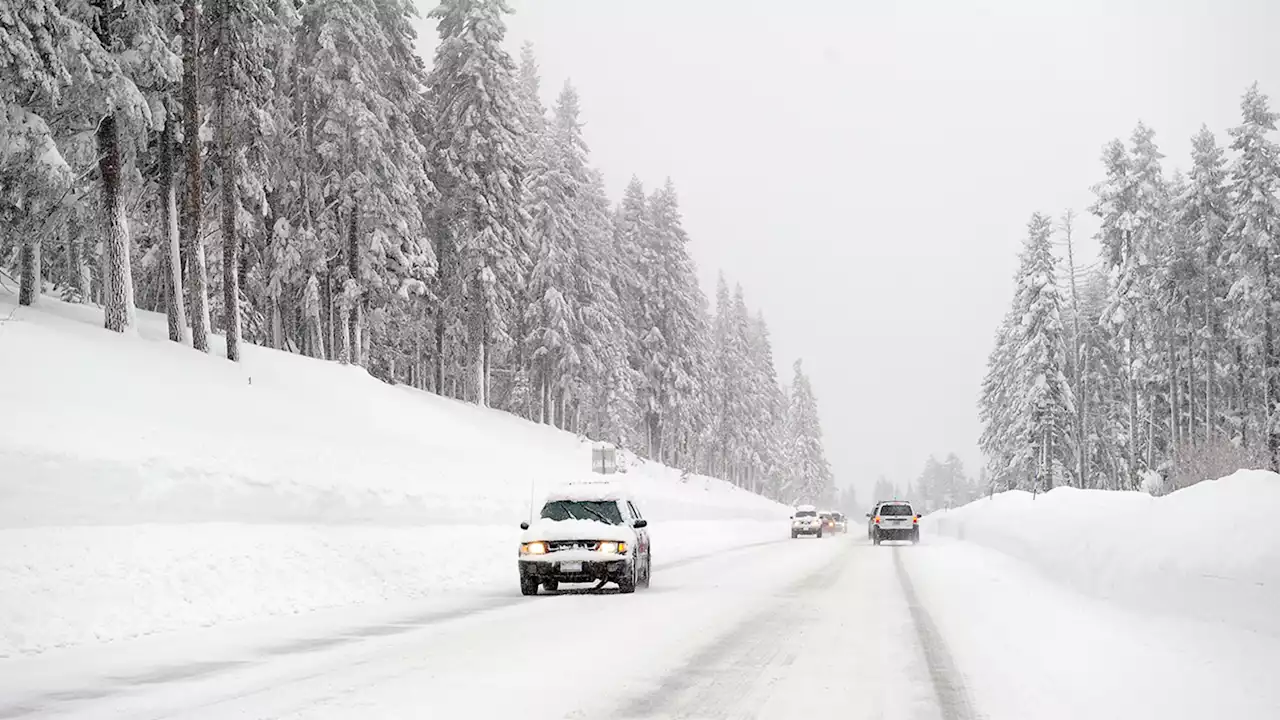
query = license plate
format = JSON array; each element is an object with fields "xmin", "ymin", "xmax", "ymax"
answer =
[{"xmin": 560, "ymin": 561, "xmax": 583, "ymax": 573}]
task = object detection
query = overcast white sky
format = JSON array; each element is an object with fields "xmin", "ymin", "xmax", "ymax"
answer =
[{"xmin": 414, "ymin": 0, "xmax": 1280, "ymax": 500}]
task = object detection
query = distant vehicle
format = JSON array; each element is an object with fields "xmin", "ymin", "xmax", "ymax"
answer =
[
  {"xmin": 819, "ymin": 511, "xmax": 836, "ymax": 534},
  {"xmin": 791, "ymin": 505, "xmax": 823, "ymax": 538},
  {"xmin": 830, "ymin": 512, "xmax": 848, "ymax": 534},
  {"xmin": 869, "ymin": 501, "xmax": 920, "ymax": 545},
  {"xmin": 518, "ymin": 483, "xmax": 651, "ymax": 595}
]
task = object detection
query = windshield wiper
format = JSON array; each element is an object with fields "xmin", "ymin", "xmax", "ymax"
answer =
[{"xmin": 579, "ymin": 505, "xmax": 615, "ymax": 524}]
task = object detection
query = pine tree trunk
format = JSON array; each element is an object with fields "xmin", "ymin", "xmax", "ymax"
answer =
[
  {"xmin": 18, "ymin": 232, "xmax": 40, "ymax": 306},
  {"xmin": 67, "ymin": 220, "xmax": 88, "ymax": 302},
  {"xmin": 270, "ymin": 295, "xmax": 282, "ymax": 349},
  {"xmin": 347, "ymin": 204, "xmax": 361, "ymax": 366},
  {"xmin": 160, "ymin": 116, "xmax": 189, "ymax": 343},
  {"xmin": 1127, "ymin": 336, "xmax": 1137, "ymax": 488},
  {"xmin": 1265, "ymin": 253, "xmax": 1280, "ymax": 472},
  {"xmin": 216, "ymin": 0, "xmax": 241, "ymax": 361},
  {"xmin": 183, "ymin": 0, "xmax": 211, "ymax": 351},
  {"xmin": 98, "ymin": 114, "xmax": 136, "ymax": 332},
  {"xmin": 475, "ymin": 336, "xmax": 487, "ymax": 407},
  {"xmin": 434, "ymin": 308, "xmax": 444, "ymax": 394},
  {"xmin": 1238, "ymin": 343, "xmax": 1249, "ymax": 448}
]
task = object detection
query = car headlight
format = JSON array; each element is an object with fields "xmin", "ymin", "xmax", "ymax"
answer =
[
  {"xmin": 521, "ymin": 541, "xmax": 548, "ymax": 555},
  {"xmin": 597, "ymin": 541, "xmax": 627, "ymax": 554}
]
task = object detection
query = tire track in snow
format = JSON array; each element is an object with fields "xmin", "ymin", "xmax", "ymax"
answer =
[
  {"xmin": 615, "ymin": 540, "xmax": 854, "ymax": 719},
  {"xmin": 893, "ymin": 548, "xmax": 979, "ymax": 720}
]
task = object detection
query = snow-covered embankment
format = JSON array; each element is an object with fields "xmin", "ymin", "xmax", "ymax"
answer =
[
  {"xmin": 0, "ymin": 289, "xmax": 790, "ymax": 656},
  {"xmin": 928, "ymin": 471, "xmax": 1280, "ymax": 634}
]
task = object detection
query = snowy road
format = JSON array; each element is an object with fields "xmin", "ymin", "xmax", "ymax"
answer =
[{"xmin": 3, "ymin": 533, "xmax": 1277, "ymax": 720}]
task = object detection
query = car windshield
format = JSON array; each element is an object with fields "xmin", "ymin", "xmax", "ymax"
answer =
[
  {"xmin": 795, "ymin": 510, "xmax": 817, "ymax": 517},
  {"xmin": 540, "ymin": 500, "xmax": 623, "ymax": 525},
  {"xmin": 880, "ymin": 504, "xmax": 914, "ymax": 517}
]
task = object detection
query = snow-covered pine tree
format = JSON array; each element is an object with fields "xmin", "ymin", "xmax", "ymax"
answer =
[
  {"xmin": 427, "ymin": 0, "xmax": 526, "ymax": 407},
  {"xmin": 641, "ymin": 180, "xmax": 707, "ymax": 467},
  {"xmin": 784, "ymin": 359, "xmax": 833, "ymax": 504},
  {"xmin": 981, "ymin": 213, "xmax": 1076, "ymax": 490},
  {"xmin": 978, "ymin": 311, "xmax": 1020, "ymax": 489},
  {"xmin": 1224, "ymin": 84, "xmax": 1280, "ymax": 471},
  {"xmin": 747, "ymin": 308, "xmax": 787, "ymax": 497},
  {"xmin": 1177, "ymin": 125, "xmax": 1232, "ymax": 447},
  {"xmin": 524, "ymin": 81, "xmax": 591, "ymax": 427},
  {"xmin": 1091, "ymin": 137, "xmax": 1143, "ymax": 486}
]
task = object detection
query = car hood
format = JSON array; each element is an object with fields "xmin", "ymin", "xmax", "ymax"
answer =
[{"xmin": 521, "ymin": 518, "xmax": 636, "ymax": 544}]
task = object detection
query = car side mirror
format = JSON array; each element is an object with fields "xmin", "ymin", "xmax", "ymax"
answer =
[
  {"xmin": 865, "ymin": 513, "xmax": 871, "ymax": 518},
  {"xmin": 633, "ymin": 519, "xmax": 648, "ymax": 529},
  {"xmin": 915, "ymin": 515, "xmax": 921, "ymax": 520},
  {"xmin": 520, "ymin": 522, "xmax": 529, "ymax": 530}
]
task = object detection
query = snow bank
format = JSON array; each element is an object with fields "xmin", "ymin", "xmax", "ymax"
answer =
[
  {"xmin": 0, "ymin": 289, "xmax": 789, "ymax": 656},
  {"xmin": 928, "ymin": 471, "xmax": 1280, "ymax": 634}
]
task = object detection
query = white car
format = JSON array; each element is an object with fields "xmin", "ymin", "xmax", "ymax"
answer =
[
  {"xmin": 791, "ymin": 504, "xmax": 824, "ymax": 538},
  {"xmin": 870, "ymin": 501, "xmax": 920, "ymax": 545},
  {"xmin": 518, "ymin": 483, "xmax": 652, "ymax": 595}
]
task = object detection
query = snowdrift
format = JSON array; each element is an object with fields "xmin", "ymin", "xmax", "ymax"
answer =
[
  {"xmin": 928, "ymin": 471, "xmax": 1280, "ymax": 634},
  {"xmin": 0, "ymin": 288, "xmax": 789, "ymax": 656}
]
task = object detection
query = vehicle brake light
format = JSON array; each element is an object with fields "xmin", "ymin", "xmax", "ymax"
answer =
[
  {"xmin": 913, "ymin": 517, "xmax": 919, "ymax": 524},
  {"xmin": 873, "ymin": 517, "xmax": 880, "ymax": 524}
]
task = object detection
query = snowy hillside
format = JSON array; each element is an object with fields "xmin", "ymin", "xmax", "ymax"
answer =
[
  {"xmin": 0, "ymin": 289, "xmax": 789, "ymax": 656},
  {"xmin": 928, "ymin": 471, "xmax": 1280, "ymax": 634}
]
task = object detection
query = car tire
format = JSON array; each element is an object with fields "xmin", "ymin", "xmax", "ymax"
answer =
[
  {"xmin": 520, "ymin": 574, "xmax": 539, "ymax": 596},
  {"xmin": 817, "ymin": 529, "xmax": 824, "ymax": 539},
  {"xmin": 641, "ymin": 552, "xmax": 652, "ymax": 588},
  {"xmin": 911, "ymin": 529, "xmax": 920, "ymax": 544},
  {"xmin": 618, "ymin": 558, "xmax": 638, "ymax": 594},
  {"xmin": 791, "ymin": 531, "xmax": 798, "ymax": 539},
  {"xmin": 542, "ymin": 579, "xmax": 559, "ymax": 593},
  {"xmin": 872, "ymin": 529, "xmax": 881, "ymax": 546}
]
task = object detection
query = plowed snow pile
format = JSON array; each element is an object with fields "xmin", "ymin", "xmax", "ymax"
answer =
[
  {"xmin": 929, "ymin": 471, "xmax": 1280, "ymax": 634},
  {"xmin": 0, "ymin": 289, "xmax": 789, "ymax": 656}
]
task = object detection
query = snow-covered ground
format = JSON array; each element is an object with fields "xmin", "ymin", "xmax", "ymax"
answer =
[
  {"xmin": 928, "ymin": 472, "xmax": 1280, "ymax": 635},
  {"xmin": 0, "ymin": 288, "xmax": 789, "ymax": 656}
]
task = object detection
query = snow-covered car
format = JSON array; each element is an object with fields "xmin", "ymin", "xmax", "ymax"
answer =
[
  {"xmin": 791, "ymin": 505, "xmax": 823, "ymax": 538},
  {"xmin": 518, "ymin": 483, "xmax": 652, "ymax": 595},
  {"xmin": 830, "ymin": 512, "xmax": 848, "ymax": 533},
  {"xmin": 870, "ymin": 501, "xmax": 920, "ymax": 545}
]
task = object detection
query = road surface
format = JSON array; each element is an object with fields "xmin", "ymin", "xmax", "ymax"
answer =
[{"xmin": 2, "ymin": 533, "xmax": 1277, "ymax": 719}]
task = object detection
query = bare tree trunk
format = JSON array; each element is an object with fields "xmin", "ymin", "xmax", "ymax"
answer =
[
  {"xmin": 66, "ymin": 219, "xmax": 89, "ymax": 301},
  {"xmin": 215, "ymin": 0, "xmax": 240, "ymax": 361},
  {"xmin": 1238, "ymin": 343, "xmax": 1249, "ymax": 449},
  {"xmin": 1062, "ymin": 210, "xmax": 1086, "ymax": 488},
  {"xmin": 183, "ymin": 0, "xmax": 211, "ymax": 351},
  {"xmin": 434, "ymin": 308, "xmax": 444, "ymax": 393},
  {"xmin": 1127, "ymin": 336, "xmax": 1137, "ymax": 488},
  {"xmin": 98, "ymin": 114, "xmax": 136, "ymax": 332},
  {"xmin": 18, "ymin": 231, "xmax": 40, "ymax": 306},
  {"xmin": 1265, "ymin": 253, "xmax": 1279, "ymax": 472},
  {"xmin": 321, "ymin": 270, "xmax": 333, "ymax": 360},
  {"xmin": 160, "ymin": 115, "xmax": 189, "ymax": 342},
  {"xmin": 347, "ymin": 204, "xmax": 361, "ymax": 366}
]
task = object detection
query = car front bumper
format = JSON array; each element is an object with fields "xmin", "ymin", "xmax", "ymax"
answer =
[{"xmin": 519, "ymin": 557, "xmax": 631, "ymax": 583}]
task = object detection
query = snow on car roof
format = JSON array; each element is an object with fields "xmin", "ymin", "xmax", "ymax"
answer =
[
  {"xmin": 795, "ymin": 504, "xmax": 817, "ymax": 511},
  {"xmin": 543, "ymin": 481, "xmax": 631, "ymax": 503}
]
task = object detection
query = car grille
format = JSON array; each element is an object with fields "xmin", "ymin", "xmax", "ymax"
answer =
[{"xmin": 547, "ymin": 540, "xmax": 599, "ymax": 552}]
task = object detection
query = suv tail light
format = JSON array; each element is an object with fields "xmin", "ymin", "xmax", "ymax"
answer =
[{"xmin": 873, "ymin": 516, "xmax": 880, "ymax": 524}]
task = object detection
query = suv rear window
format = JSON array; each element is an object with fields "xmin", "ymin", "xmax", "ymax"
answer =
[
  {"xmin": 795, "ymin": 510, "xmax": 817, "ymax": 517},
  {"xmin": 880, "ymin": 504, "xmax": 914, "ymax": 516},
  {"xmin": 540, "ymin": 500, "xmax": 623, "ymax": 524}
]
